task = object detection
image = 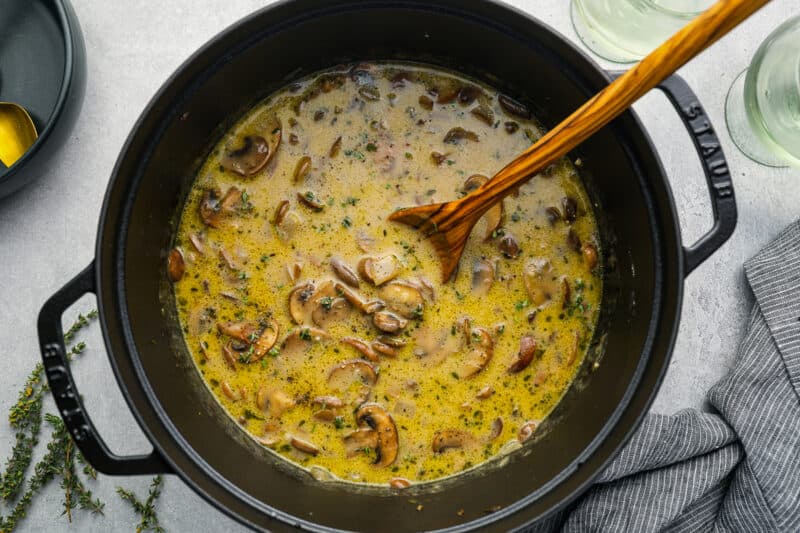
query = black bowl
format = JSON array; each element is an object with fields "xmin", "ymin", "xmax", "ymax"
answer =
[{"xmin": 0, "ymin": 0, "xmax": 86, "ymax": 199}]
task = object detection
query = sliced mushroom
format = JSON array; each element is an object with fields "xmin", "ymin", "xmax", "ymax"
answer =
[
  {"xmin": 379, "ymin": 282, "xmax": 424, "ymax": 319},
  {"xmin": 288, "ymin": 282, "xmax": 316, "ymax": 324},
  {"xmin": 566, "ymin": 228, "xmax": 581, "ymax": 252},
  {"xmin": 218, "ymin": 247, "xmax": 240, "ymax": 271},
  {"xmin": 217, "ymin": 319, "xmax": 279, "ymax": 361},
  {"xmin": 341, "ymin": 337, "xmax": 379, "ymax": 362},
  {"xmin": 418, "ymin": 95, "xmax": 434, "ymax": 110},
  {"xmin": 432, "ymin": 429, "xmax": 473, "ymax": 453},
  {"xmin": 281, "ymin": 327, "xmax": 330, "ymax": 359},
  {"xmin": 430, "ymin": 151, "xmax": 448, "ymax": 165},
  {"xmin": 582, "ymin": 242, "xmax": 599, "ymax": 270},
  {"xmin": 199, "ymin": 186, "xmax": 242, "ymax": 228},
  {"xmin": 476, "ymin": 386, "xmax": 494, "ymax": 399},
  {"xmin": 355, "ymin": 231, "xmax": 376, "ymax": 252},
  {"xmin": 358, "ymin": 86, "xmax": 380, "ymax": 101},
  {"xmin": 443, "ymin": 127, "xmax": 479, "ymax": 144},
  {"xmin": 251, "ymin": 322, "xmax": 280, "ymax": 360},
  {"xmin": 389, "ymin": 477, "xmax": 411, "ymax": 489},
  {"xmin": 293, "ymin": 156, "xmax": 312, "ymax": 183},
  {"xmin": 566, "ymin": 331, "xmax": 581, "ymax": 366},
  {"xmin": 523, "ymin": 258, "xmax": 561, "ymax": 307},
  {"xmin": 221, "ymin": 381, "xmax": 241, "ymax": 401},
  {"xmin": 463, "ymin": 174, "xmax": 504, "ymax": 240},
  {"xmin": 221, "ymin": 342, "xmax": 238, "ymax": 370},
  {"xmin": 256, "ymin": 386, "xmax": 296, "ymax": 417},
  {"xmin": 286, "ymin": 262, "xmax": 303, "ymax": 283},
  {"xmin": 508, "ymin": 335, "xmax": 537, "ymax": 373},
  {"xmin": 412, "ymin": 276, "xmax": 437, "ymax": 303},
  {"xmin": 298, "ymin": 191, "xmax": 325, "ymax": 211},
  {"xmin": 290, "ymin": 435, "xmax": 320, "ymax": 456},
  {"xmin": 518, "ymin": 420, "xmax": 539, "ymax": 442},
  {"xmin": 377, "ymin": 335, "xmax": 407, "ymax": 348},
  {"xmin": 470, "ymin": 104, "xmax": 494, "ymax": 126},
  {"xmin": 413, "ymin": 327, "xmax": 460, "ymax": 367},
  {"xmin": 188, "ymin": 233, "xmax": 205, "ymax": 255},
  {"xmin": 498, "ymin": 234, "xmax": 520, "ymax": 258},
  {"xmin": 188, "ymin": 306, "xmax": 215, "ymax": 337},
  {"xmin": 331, "ymin": 257, "xmax": 360, "ymax": 287},
  {"xmin": 358, "ymin": 255, "xmax": 401, "ymax": 286},
  {"xmin": 221, "ymin": 136, "xmax": 270, "ymax": 176},
  {"xmin": 274, "ymin": 200, "xmax": 290, "ymax": 225},
  {"xmin": 355, "ymin": 403, "xmax": 399, "ymax": 467},
  {"xmin": 372, "ymin": 311, "xmax": 408, "ymax": 333},
  {"xmin": 328, "ymin": 359, "xmax": 378, "ymax": 389},
  {"xmin": 498, "ymin": 94, "xmax": 531, "ymax": 119},
  {"xmin": 324, "ymin": 134, "xmax": 341, "ymax": 157},
  {"xmin": 545, "ymin": 206, "xmax": 561, "ymax": 225},
  {"xmin": 457, "ymin": 327, "xmax": 493, "ymax": 378},
  {"xmin": 312, "ymin": 395, "xmax": 344, "ymax": 409},
  {"xmin": 472, "ymin": 258, "xmax": 494, "ymax": 296},
  {"xmin": 561, "ymin": 196, "xmax": 578, "ymax": 223},
  {"xmin": 343, "ymin": 428, "xmax": 379, "ymax": 457},
  {"xmin": 168, "ymin": 248, "xmax": 185, "ymax": 281},
  {"xmin": 220, "ymin": 113, "xmax": 281, "ymax": 176},
  {"xmin": 333, "ymin": 282, "xmax": 385, "ymax": 315},
  {"xmin": 488, "ymin": 418, "xmax": 503, "ymax": 442},
  {"xmin": 371, "ymin": 341, "xmax": 399, "ymax": 358},
  {"xmin": 312, "ymin": 296, "xmax": 351, "ymax": 329},
  {"xmin": 275, "ymin": 209, "xmax": 302, "ymax": 242}
]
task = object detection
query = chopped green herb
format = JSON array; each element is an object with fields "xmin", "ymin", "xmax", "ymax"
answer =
[
  {"xmin": 342, "ymin": 216, "xmax": 352, "ymax": 228},
  {"xmin": 366, "ymin": 143, "xmax": 378, "ymax": 152}
]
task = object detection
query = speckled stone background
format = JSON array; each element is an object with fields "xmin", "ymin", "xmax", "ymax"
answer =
[{"xmin": 1, "ymin": 1, "xmax": 799, "ymax": 531}]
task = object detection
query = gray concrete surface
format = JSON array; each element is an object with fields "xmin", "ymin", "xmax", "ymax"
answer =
[{"xmin": 1, "ymin": 1, "xmax": 799, "ymax": 531}]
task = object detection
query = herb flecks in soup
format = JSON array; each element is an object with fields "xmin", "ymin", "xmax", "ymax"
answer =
[{"xmin": 172, "ymin": 63, "xmax": 602, "ymax": 486}]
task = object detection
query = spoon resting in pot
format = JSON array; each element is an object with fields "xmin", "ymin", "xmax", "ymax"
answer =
[{"xmin": 389, "ymin": 0, "xmax": 769, "ymax": 282}]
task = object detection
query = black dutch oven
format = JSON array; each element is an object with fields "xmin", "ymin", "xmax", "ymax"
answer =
[{"xmin": 37, "ymin": 1, "xmax": 736, "ymax": 531}]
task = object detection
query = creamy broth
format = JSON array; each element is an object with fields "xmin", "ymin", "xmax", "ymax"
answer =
[{"xmin": 170, "ymin": 63, "xmax": 602, "ymax": 486}]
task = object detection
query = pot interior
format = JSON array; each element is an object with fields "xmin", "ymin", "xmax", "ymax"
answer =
[{"xmin": 107, "ymin": 1, "xmax": 678, "ymax": 530}]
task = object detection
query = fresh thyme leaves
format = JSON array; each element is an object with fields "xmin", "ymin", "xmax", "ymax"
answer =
[
  {"xmin": 0, "ymin": 415, "xmax": 104, "ymax": 532},
  {"xmin": 116, "ymin": 475, "xmax": 165, "ymax": 533},
  {"xmin": 0, "ymin": 309, "xmax": 168, "ymax": 532},
  {"xmin": 63, "ymin": 310, "xmax": 99, "ymax": 344},
  {"xmin": 2, "ymin": 310, "xmax": 98, "ymax": 504},
  {"xmin": 2, "ymin": 364, "xmax": 45, "ymax": 502}
]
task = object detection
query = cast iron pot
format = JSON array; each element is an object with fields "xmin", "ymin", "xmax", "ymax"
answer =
[{"xmin": 38, "ymin": 1, "xmax": 736, "ymax": 531}]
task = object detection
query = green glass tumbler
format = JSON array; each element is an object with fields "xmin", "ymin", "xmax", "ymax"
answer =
[
  {"xmin": 725, "ymin": 15, "xmax": 800, "ymax": 168},
  {"xmin": 571, "ymin": 0, "xmax": 715, "ymax": 63}
]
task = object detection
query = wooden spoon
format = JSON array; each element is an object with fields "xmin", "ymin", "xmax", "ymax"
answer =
[{"xmin": 389, "ymin": 0, "xmax": 769, "ymax": 282}]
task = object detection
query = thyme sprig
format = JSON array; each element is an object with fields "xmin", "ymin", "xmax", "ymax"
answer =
[
  {"xmin": 116, "ymin": 475, "xmax": 165, "ymax": 533},
  {"xmin": 0, "ymin": 309, "xmax": 166, "ymax": 532},
  {"xmin": 1, "ymin": 310, "xmax": 98, "ymax": 503}
]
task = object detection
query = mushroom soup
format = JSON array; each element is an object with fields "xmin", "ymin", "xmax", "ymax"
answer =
[{"xmin": 170, "ymin": 63, "xmax": 602, "ymax": 486}]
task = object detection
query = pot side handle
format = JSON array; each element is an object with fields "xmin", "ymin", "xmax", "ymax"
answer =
[
  {"xmin": 37, "ymin": 262, "xmax": 172, "ymax": 475},
  {"xmin": 610, "ymin": 72, "xmax": 737, "ymax": 276}
]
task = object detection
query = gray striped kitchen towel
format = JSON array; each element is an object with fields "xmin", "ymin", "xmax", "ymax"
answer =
[{"xmin": 530, "ymin": 220, "xmax": 800, "ymax": 532}]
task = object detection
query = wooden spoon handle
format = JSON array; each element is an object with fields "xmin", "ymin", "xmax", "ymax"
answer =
[{"xmin": 469, "ymin": 0, "xmax": 769, "ymax": 209}]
